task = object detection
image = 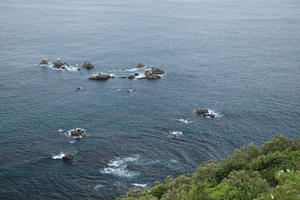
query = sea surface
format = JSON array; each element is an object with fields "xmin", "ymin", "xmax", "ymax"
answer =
[{"xmin": 0, "ymin": 0, "xmax": 300, "ymax": 199}]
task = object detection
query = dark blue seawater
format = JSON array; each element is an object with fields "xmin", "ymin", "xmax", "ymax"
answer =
[{"xmin": 1, "ymin": 0, "xmax": 300, "ymax": 199}]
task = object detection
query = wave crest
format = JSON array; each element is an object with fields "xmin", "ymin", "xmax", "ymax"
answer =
[{"xmin": 101, "ymin": 155, "xmax": 140, "ymax": 178}]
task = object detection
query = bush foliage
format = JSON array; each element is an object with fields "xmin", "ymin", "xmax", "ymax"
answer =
[{"xmin": 117, "ymin": 134, "xmax": 300, "ymax": 200}]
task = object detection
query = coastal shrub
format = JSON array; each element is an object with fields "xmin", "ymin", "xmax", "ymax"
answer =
[
  {"xmin": 150, "ymin": 183, "xmax": 167, "ymax": 199},
  {"xmin": 192, "ymin": 161, "xmax": 220, "ymax": 183},
  {"xmin": 117, "ymin": 135, "xmax": 300, "ymax": 200},
  {"xmin": 249, "ymin": 150, "xmax": 300, "ymax": 185},
  {"xmin": 222, "ymin": 170, "xmax": 269, "ymax": 200},
  {"xmin": 186, "ymin": 182, "xmax": 243, "ymax": 200},
  {"xmin": 261, "ymin": 134, "xmax": 292, "ymax": 154},
  {"xmin": 258, "ymin": 170, "xmax": 300, "ymax": 200},
  {"xmin": 116, "ymin": 189, "xmax": 156, "ymax": 200}
]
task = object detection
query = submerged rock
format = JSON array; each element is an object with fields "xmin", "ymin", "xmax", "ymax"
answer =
[
  {"xmin": 134, "ymin": 72, "xmax": 139, "ymax": 76},
  {"xmin": 128, "ymin": 75, "xmax": 135, "ymax": 79},
  {"xmin": 136, "ymin": 63, "xmax": 144, "ymax": 68},
  {"xmin": 89, "ymin": 73, "xmax": 110, "ymax": 80},
  {"xmin": 62, "ymin": 154, "xmax": 74, "ymax": 162},
  {"xmin": 74, "ymin": 87, "xmax": 81, "ymax": 92},
  {"xmin": 40, "ymin": 59, "xmax": 48, "ymax": 65},
  {"xmin": 127, "ymin": 89, "xmax": 136, "ymax": 93},
  {"xmin": 196, "ymin": 109, "xmax": 209, "ymax": 115},
  {"xmin": 151, "ymin": 67, "xmax": 164, "ymax": 74},
  {"xmin": 145, "ymin": 71, "xmax": 151, "ymax": 76},
  {"xmin": 71, "ymin": 128, "xmax": 86, "ymax": 137},
  {"xmin": 82, "ymin": 62, "xmax": 95, "ymax": 70},
  {"xmin": 204, "ymin": 113, "xmax": 215, "ymax": 118},
  {"xmin": 146, "ymin": 74, "xmax": 161, "ymax": 80}
]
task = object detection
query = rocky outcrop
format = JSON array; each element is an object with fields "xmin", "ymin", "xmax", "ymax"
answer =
[
  {"xmin": 62, "ymin": 154, "xmax": 74, "ymax": 162},
  {"xmin": 53, "ymin": 59, "xmax": 69, "ymax": 69},
  {"xmin": 136, "ymin": 63, "xmax": 144, "ymax": 68},
  {"xmin": 151, "ymin": 67, "xmax": 164, "ymax": 74},
  {"xmin": 196, "ymin": 109, "xmax": 209, "ymax": 115},
  {"xmin": 134, "ymin": 72, "xmax": 139, "ymax": 76},
  {"xmin": 137, "ymin": 67, "xmax": 164, "ymax": 80},
  {"xmin": 82, "ymin": 62, "xmax": 95, "ymax": 70},
  {"xmin": 89, "ymin": 73, "xmax": 111, "ymax": 80},
  {"xmin": 40, "ymin": 59, "xmax": 48, "ymax": 65},
  {"xmin": 71, "ymin": 128, "xmax": 86, "ymax": 137}
]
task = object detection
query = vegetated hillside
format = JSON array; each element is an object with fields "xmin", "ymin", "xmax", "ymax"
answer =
[{"xmin": 117, "ymin": 134, "xmax": 300, "ymax": 200}]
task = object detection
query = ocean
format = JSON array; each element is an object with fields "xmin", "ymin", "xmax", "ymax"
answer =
[{"xmin": 0, "ymin": 0, "xmax": 300, "ymax": 199}]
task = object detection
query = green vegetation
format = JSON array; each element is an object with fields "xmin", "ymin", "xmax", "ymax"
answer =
[{"xmin": 117, "ymin": 134, "xmax": 300, "ymax": 200}]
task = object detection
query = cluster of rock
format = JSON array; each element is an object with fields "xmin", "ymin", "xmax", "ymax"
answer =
[
  {"xmin": 70, "ymin": 128, "xmax": 87, "ymax": 137},
  {"xmin": 52, "ymin": 59, "xmax": 73, "ymax": 70},
  {"xmin": 135, "ymin": 64, "xmax": 165, "ymax": 80},
  {"xmin": 40, "ymin": 58, "xmax": 80, "ymax": 71},
  {"xmin": 196, "ymin": 108, "xmax": 215, "ymax": 118},
  {"xmin": 60, "ymin": 128, "xmax": 87, "ymax": 162},
  {"xmin": 89, "ymin": 73, "xmax": 111, "ymax": 80},
  {"xmin": 88, "ymin": 63, "xmax": 165, "ymax": 81},
  {"xmin": 40, "ymin": 59, "xmax": 97, "ymax": 71},
  {"xmin": 140, "ymin": 67, "xmax": 164, "ymax": 80}
]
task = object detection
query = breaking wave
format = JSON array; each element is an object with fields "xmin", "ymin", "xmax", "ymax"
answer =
[
  {"xmin": 100, "ymin": 155, "xmax": 140, "ymax": 178},
  {"xmin": 52, "ymin": 153, "xmax": 65, "ymax": 159}
]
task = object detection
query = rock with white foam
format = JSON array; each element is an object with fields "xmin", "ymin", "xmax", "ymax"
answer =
[
  {"xmin": 71, "ymin": 128, "xmax": 86, "ymax": 137},
  {"xmin": 89, "ymin": 73, "xmax": 111, "ymax": 80},
  {"xmin": 62, "ymin": 154, "xmax": 74, "ymax": 162},
  {"xmin": 168, "ymin": 131, "xmax": 183, "ymax": 138},
  {"xmin": 204, "ymin": 113, "xmax": 215, "ymax": 118}
]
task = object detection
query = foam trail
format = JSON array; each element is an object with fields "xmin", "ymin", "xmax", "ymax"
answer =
[
  {"xmin": 207, "ymin": 109, "xmax": 223, "ymax": 118},
  {"xmin": 132, "ymin": 183, "xmax": 147, "ymax": 187},
  {"xmin": 101, "ymin": 155, "xmax": 140, "ymax": 178},
  {"xmin": 41, "ymin": 62, "xmax": 79, "ymax": 72},
  {"xmin": 52, "ymin": 153, "xmax": 65, "ymax": 159},
  {"xmin": 178, "ymin": 119, "xmax": 192, "ymax": 124}
]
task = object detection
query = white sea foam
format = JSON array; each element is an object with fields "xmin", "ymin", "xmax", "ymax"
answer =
[
  {"xmin": 178, "ymin": 119, "xmax": 192, "ymax": 124},
  {"xmin": 58, "ymin": 129, "xmax": 64, "ymax": 133},
  {"xmin": 70, "ymin": 140, "xmax": 75, "ymax": 144},
  {"xmin": 134, "ymin": 73, "xmax": 146, "ymax": 79},
  {"xmin": 132, "ymin": 183, "xmax": 147, "ymax": 187},
  {"xmin": 101, "ymin": 155, "xmax": 140, "ymax": 178},
  {"xmin": 170, "ymin": 159, "xmax": 179, "ymax": 163},
  {"xmin": 168, "ymin": 131, "xmax": 183, "ymax": 138},
  {"xmin": 108, "ymin": 73, "xmax": 116, "ymax": 77},
  {"xmin": 207, "ymin": 109, "xmax": 223, "ymax": 118},
  {"xmin": 126, "ymin": 68, "xmax": 139, "ymax": 72},
  {"xmin": 52, "ymin": 152, "xmax": 65, "ymax": 159},
  {"xmin": 94, "ymin": 184, "xmax": 103, "ymax": 190},
  {"xmin": 41, "ymin": 62, "xmax": 79, "ymax": 72}
]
